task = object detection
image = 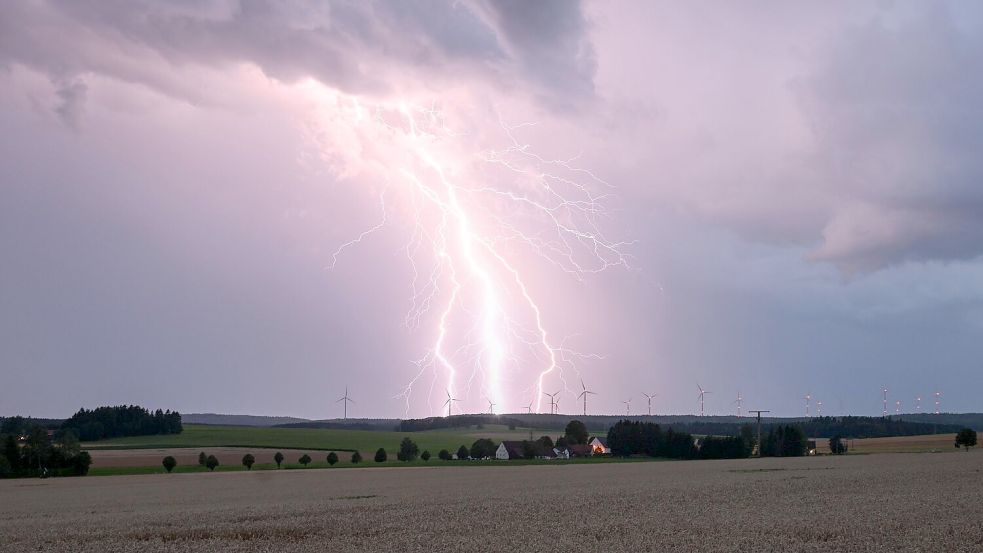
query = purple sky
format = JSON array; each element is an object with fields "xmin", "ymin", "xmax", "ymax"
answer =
[{"xmin": 2, "ymin": 1, "xmax": 982, "ymax": 419}]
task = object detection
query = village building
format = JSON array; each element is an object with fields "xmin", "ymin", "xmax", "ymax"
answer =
[{"xmin": 589, "ymin": 437, "xmax": 610, "ymax": 455}]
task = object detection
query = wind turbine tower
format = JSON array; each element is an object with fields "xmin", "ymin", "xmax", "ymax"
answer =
[
  {"xmin": 697, "ymin": 385, "xmax": 711, "ymax": 417},
  {"xmin": 525, "ymin": 401, "xmax": 533, "ymax": 414},
  {"xmin": 882, "ymin": 388, "xmax": 888, "ymax": 416},
  {"xmin": 578, "ymin": 379, "xmax": 597, "ymax": 416},
  {"xmin": 733, "ymin": 391, "xmax": 743, "ymax": 417},
  {"xmin": 336, "ymin": 386, "xmax": 354, "ymax": 420},
  {"xmin": 643, "ymin": 392, "xmax": 657, "ymax": 416},
  {"xmin": 486, "ymin": 397, "xmax": 496, "ymax": 415},
  {"xmin": 804, "ymin": 394, "xmax": 811, "ymax": 418},
  {"xmin": 816, "ymin": 400, "xmax": 822, "ymax": 417},
  {"xmin": 442, "ymin": 390, "xmax": 460, "ymax": 418},
  {"xmin": 934, "ymin": 391, "xmax": 942, "ymax": 414},
  {"xmin": 622, "ymin": 398, "xmax": 631, "ymax": 416},
  {"xmin": 895, "ymin": 400, "xmax": 901, "ymax": 414},
  {"xmin": 544, "ymin": 391, "xmax": 560, "ymax": 415},
  {"xmin": 916, "ymin": 396, "xmax": 922, "ymax": 412}
]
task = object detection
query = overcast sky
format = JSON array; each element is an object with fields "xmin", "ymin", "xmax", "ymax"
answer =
[{"xmin": 2, "ymin": 1, "xmax": 982, "ymax": 419}]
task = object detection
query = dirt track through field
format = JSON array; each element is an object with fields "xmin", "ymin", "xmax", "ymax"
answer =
[{"xmin": 2, "ymin": 451, "xmax": 982, "ymax": 552}]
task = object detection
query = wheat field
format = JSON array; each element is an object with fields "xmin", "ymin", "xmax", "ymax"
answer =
[{"xmin": 2, "ymin": 451, "xmax": 981, "ymax": 552}]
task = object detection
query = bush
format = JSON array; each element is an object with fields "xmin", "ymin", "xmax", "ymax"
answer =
[
  {"xmin": 398, "ymin": 437, "xmax": 419, "ymax": 462},
  {"xmin": 198, "ymin": 451, "xmax": 207, "ymax": 466},
  {"xmin": 438, "ymin": 449, "xmax": 451, "ymax": 461},
  {"xmin": 72, "ymin": 451, "xmax": 92, "ymax": 476},
  {"xmin": 327, "ymin": 452, "xmax": 339, "ymax": 466},
  {"xmin": 242, "ymin": 454, "xmax": 255, "ymax": 470},
  {"xmin": 421, "ymin": 450, "xmax": 431, "ymax": 461},
  {"xmin": 162, "ymin": 456, "xmax": 177, "ymax": 473},
  {"xmin": 299, "ymin": 454, "xmax": 312, "ymax": 467},
  {"xmin": 274, "ymin": 451, "xmax": 284, "ymax": 468},
  {"xmin": 351, "ymin": 451, "xmax": 363, "ymax": 464},
  {"xmin": 205, "ymin": 455, "xmax": 219, "ymax": 471},
  {"xmin": 956, "ymin": 428, "xmax": 978, "ymax": 451},
  {"xmin": 456, "ymin": 445, "xmax": 469, "ymax": 460},
  {"xmin": 374, "ymin": 448, "xmax": 387, "ymax": 463},
  {"xmin": 829, "ymin": 435, "xmax": 847, "ymax": 455}
]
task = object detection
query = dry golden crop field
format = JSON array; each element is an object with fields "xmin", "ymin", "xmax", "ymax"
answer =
[
  {"xmin": 2, "ymin": 452, "xmax": 981, "ymax": 552},
  {"xmin": 87, "ymin": 447, "xmax": 351, "ymax": 468},
  {"xmin": 844, "ymin": 433, "xmax": 957, "ymax": 454}
]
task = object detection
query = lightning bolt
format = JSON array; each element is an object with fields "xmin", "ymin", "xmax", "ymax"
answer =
[{"xmin": 308, "ymin": 86, "xmax": 630, "ymax": 416}]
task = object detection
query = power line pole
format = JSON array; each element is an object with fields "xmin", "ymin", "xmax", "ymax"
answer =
[{"xmin": 748, "ymin": 410, "xmax": 770, "ymax": 457}]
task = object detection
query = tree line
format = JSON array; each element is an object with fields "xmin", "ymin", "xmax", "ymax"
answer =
[
  {"xmin": 1, "ymin": 427, "xmax": 92, "ymax": 478},
  {"xmin": 61, "ymin": 405, "xmax": 183, "ymax": 441},
  {"xmin": 606, "ymin": 420, "xmax": 811, "ymax": 459}
]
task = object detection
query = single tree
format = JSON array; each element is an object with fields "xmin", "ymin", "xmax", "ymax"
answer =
[
  {"xmin": 398, "ymin": 437, "xmax": 420, "ymax": 462},
  {"xmin": 351, "ymin": 451, "xmax": 363, "ymax": 464},
  {"xmin": 299, "ymin": 454, "xmax": 312, "ymax": 467},
  {"xmin": 564, "ymin": 420, "xmax": 590, "ymax": 445},
  {"xmin": 470, "ymin": 438, "xmax": 496, "ymax": 459},
  {"xmin": 205, "ymin": 455, "xmax": 219, "ymax": 471},
  {"xmin": 327, "ymin": 452, "xmax": 339, "ymax": 466},
  {"xmin": 438, "ymin": 449, "xmax": 451, "ymax": 461},
  {"xmin": 374, "ymin": 448, "xmax": 387, "ymax": 463},
  {"xmin": 274, "ymin": 451, "xmax": 284, "ymax": 468},
  {"xmin": 829, "ymin": 435, "xmax": 847, "ymax": 455},
  {"xmin": 537, "ymin": 435, "xmax": 554, "ymax": 451},
  {"xmin": 162, "ymin": 456, "xmax": 177, "ymax": 473},
  {"xmin": 198, "ymin": 451, "xmax": 207, "ymax": 467},
  {"xmin": 421, "ymin": 450, "xmax": 431, "ymax": 462},
  {"xmin": 55, "ymin": 429, "xmax": 81, "ymax": 458},
  {"xmin": 456, "ymin": 445, "xmax": 470, "ymax": 460},
  {"xmin": 242, "ymin": 453, "xmax": 255, "ymax": 470},
  {"xmin": 955, "ymin": 428, "xmax": 978, "ymax": 452}
]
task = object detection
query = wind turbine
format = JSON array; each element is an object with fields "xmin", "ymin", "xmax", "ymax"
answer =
[
  {"xmin": 915, "ymin": 396, "xmax": 922, "ymax": 412},
  {"xmin": 934, "ymin": 390, "xmax": 942, "ymax": 414},
  {"xmin": 882, "ymin": 387, "xmax": 888, "ymax": 416},
  {"xmin": 643, "ymin": 392, "xmax": 657, "ymax": 416},
  {"xmin": 336, "ymin": 386, "xmax": 354, "ymax": 420},
  {"xmin": 525, "ymin": 401, "xmax": 533, "ymax": 414},
  {"xmin": 443, "ymin": 389, "xmax": 460, "ymax": 418},
  {"xmin": 622, "ymin": 398, "xmax": 631, "ymax": 416},
  {"xmin": 544, "ymin": 391, "xmax": 560, "ymax": 415},
  {"xmin": 816, "ymin": 400, "xmax": 822, "ymax": 417},
  {"xmin": 577, "ymin": 378, "xmax": 597, "ymax": 416},
  {"xmin": 895, "ymin": 400, "xmax": 902, "ymax": 414},
  {"xmin": 803, "ymin": 394, "xmax": 811, "ymax": 418},
  {"xmin": 697, "ymin": 385, "xmax": 711, "ymax": 416},
  {"xmin": 486, "ymin": 397, "xmax": 496, "ymax": 415},
  {"xmin": 732, "ymin": 391, "xmax": 742, "ymax": 417}
]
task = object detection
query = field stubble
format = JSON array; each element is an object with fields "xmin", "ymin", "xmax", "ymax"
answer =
[{"xmin": 1, "ymin": 451, "xmax": 981, "ymax": 552}]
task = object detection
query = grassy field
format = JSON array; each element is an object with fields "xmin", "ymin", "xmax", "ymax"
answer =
[
  {"xmin": 82, "ymin": 423, "xmax": 555, "ymax": 456},
  {"xmin": 4, "ymin": 451, "xmax": 980, "ymax": 551}
]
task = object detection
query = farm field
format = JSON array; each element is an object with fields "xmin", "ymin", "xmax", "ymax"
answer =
[
  {"xmin": 843, "ymin": 433, "xmax": 958, "ymax": 454},
  {"xmin": 82, "ymin": 423, "xmax": 547, "ymax": 457},
  {"xmin": 2, "ymin": 451, "xmax": 981, "ymax": 552}
]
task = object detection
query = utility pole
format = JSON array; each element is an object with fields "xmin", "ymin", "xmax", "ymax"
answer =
[{"xmin": 748, "ymin": 410, "xmax": 770, "ymax": 457}]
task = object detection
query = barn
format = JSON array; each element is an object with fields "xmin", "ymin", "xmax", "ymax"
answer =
[{"xmin": 589, "ymin": 437, "xmax": 610, "ymax": 455}]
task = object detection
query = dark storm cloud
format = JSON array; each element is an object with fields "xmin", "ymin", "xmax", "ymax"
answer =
[{"xmin": 0, "ymin": 0, "xmax": 595, "ymax": 107}]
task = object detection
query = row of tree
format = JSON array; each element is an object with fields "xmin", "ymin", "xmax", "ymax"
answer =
[
  {"xmin": 0, "ymin": 427, "xmax": 92, "ymax": 478},
  {"xmin": 61, "ymin": 405, "xmax": 183, "ymax": 441}
]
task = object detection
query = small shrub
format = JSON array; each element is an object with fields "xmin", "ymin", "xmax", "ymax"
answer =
[
  {"xmin": 327, "ymin": 452, "xmax": 339, "ymax": 466},
  {"xmin": 351, "ymin": 451, "xmax": 363, "ymax": 464},
  {"xmin": 421, "ymin": 450, "xmax": 431, "ymax": 461},
  {"xmin": 162, "ymin": 456, "xmax": 177, "ymax": 473},
  {"xmin": 456, "ymin": 445, "xmax": 469, "ymax": 460},
  {"xmin": 438, "ymin": 449, "xmax": 451, "ymax": 461},
  {"xmin": 205, "ymin": 455, "xmax": 219, "ymax": 471},
  {"xmin": 398, "ymin": 437, "xmax": 419, "ymax": 462},
  {"xmin": 374, "ymin": 448, "xmax": 387, "ymax": 463},
  {"xmin": 72, "ymin": 451, "xmax": 92, "ymax": 476},
  {"xmin": 198, "ymin": 451, "xmax": 207, "ymax": 466},
  {"xmin": 299, "ymin": 454, "xmax": 312, "ymax": 467},
  {"xmin": 242, "ymin": 454, "xmax": 255, "ymax": 470},
  {"xmin": 274, "ymin": 451, "xmax": 284, "ymax": 468}
]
